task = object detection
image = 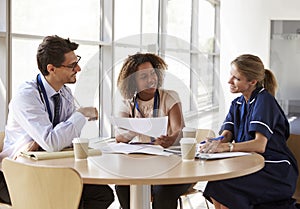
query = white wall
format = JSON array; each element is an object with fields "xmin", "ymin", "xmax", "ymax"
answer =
[{"xmin": 219, "ymin": 0, "xmax": 300, "ymax": 122}]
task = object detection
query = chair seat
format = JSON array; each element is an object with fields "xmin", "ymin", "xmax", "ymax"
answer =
[
  {"xmin": 2, "ymin": 158, "xmax": 83, "ymax": 209},
  {"xmin": 0, "ymin": 203, "xmax": 12, "ymax": 209}
]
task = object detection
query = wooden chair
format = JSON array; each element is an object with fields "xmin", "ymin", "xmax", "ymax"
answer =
[
  {"xmin": 178, "ymin": 128, "xmax": 216, "ymax": 209},
  {"xmin": 0, "ymin": 132, "xmax": 12, "ymax": 208},
  {"xmin": 2, "ymin": 158, "xmax": 83, "ymax": 209},
  {"xmin": 287, "ymin": 134, "xmax": 300, "ymax": 204}
]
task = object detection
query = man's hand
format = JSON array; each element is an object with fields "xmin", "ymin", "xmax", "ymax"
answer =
[{"xmin": 77, "ymin": 107, "xmax": 98, "ymax": 121}]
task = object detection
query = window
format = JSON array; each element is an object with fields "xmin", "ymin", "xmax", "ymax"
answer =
[
  {"xmin": 112, "ymin": 0, "xmax": 220, "ymax": 129},
  {"xmin": 1, "ymin": 0, "xmax": 220, "ymax": 136},
  {"xmin": 6, "ymin": 0, "xmax": 102, "ymax": 138}
]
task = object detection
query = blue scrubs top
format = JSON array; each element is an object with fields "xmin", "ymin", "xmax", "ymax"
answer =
[
  {"xmin": 220, "ymin": 87, "xmax": 297, "ymax": 169},
  {"xmin": 203, "ymin": 87, "xmax": 299, "ymax": 208}
]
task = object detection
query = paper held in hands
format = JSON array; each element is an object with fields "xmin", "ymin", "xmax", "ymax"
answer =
[{"xmin": 110, "ymin": 116, "xmax": 168, "ymax": 138}]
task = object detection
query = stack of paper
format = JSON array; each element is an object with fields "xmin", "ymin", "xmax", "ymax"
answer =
[{"xmin": 101, "ymin": 142, "xmax": 172, "ymax": 156}]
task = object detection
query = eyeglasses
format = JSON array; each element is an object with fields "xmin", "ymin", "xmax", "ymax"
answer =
[{"xmin": 60, "ymin": 55, "xmax": 81, "ymax": 71}]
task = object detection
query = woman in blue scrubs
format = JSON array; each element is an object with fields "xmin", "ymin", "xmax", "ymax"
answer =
[{"xmin": 201, "ymin": 54, "xmax": 298, "ymax": 209}]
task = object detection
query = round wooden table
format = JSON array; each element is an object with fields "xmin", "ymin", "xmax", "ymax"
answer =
[{"xmin": 18, "ymin": 152, "xmax": 264, "ymax": 209}]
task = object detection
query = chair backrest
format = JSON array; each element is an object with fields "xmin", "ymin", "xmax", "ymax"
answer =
[
  {"xmin": 287, "ymin": 134, "xmax": 300, "ymax": 203},
  {"xmin": 195, "ymin": 129, "xmax": 216, "ymax": 143},
  {"xmin": 2, "ymin": 158, "xmax": 83, "ymax": 209},
  {"xmin": 0, "ymin": 131, "xmax": 5, "ymax": 152}
]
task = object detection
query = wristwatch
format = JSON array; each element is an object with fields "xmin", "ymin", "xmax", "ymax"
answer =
[{"xmin": 228, "ymin": 142, "xmax": 234, "ymax": 152}]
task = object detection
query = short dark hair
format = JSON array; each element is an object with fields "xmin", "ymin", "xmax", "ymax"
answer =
[{"xmin": 36, "ymin": 35, "xmax": 79, "ymax": 75}]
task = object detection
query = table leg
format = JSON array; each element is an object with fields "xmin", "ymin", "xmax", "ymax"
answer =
[{"xmin": 130, "ymin": 185, "xmax": 151, "ymax": 209}]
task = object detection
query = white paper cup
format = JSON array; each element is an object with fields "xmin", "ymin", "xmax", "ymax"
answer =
[
  {"xmin": 182, "ymin": 127, "xmax": 196, "ymax": 138},
  {"xmin": 180, "ymin": 138, "xmax": 197, "ymax": 161},
  {"xmin": 72, "ymin": 138, "xmax": 89, "ymax": 160}
]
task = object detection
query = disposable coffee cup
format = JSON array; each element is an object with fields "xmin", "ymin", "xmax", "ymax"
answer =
[
  {"xmin": 180, "ymin": 138, "xmax": 197, "ymax": 161},
  {"xmin": 182, "ymin": 127, "xmax": 196, "ymax": 138},
  {"xmin": 72, "ymin": 138, "xmax": 89, "ymax": 160}
]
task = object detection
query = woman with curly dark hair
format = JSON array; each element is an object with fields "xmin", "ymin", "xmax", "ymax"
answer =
[{"xmin": 115, "ymin": 52, "xmax": 191, "ymax": 209}]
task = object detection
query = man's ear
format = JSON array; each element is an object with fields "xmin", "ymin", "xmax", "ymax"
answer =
[{"xmin": 47, "ymin": 64, "xmax": 56, "ymax": 74}]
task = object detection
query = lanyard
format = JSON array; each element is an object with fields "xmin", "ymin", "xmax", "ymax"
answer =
[
  {"xmin": 131, "ymin": 89, "xmax": 160, "ymax": 143},
  {"xmin": 132, "ymin": 89, "xmax": 160, "ymax": 118},
  {"xmin": 36, "ymin": 74, "xmax": 53, "ymax": 122}
]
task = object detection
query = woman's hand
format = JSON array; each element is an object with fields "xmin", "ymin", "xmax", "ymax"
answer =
[
  {"xmin": 199, "ymin": 137, "xmax": 222, "ymax": 153},
  {"xmin": 155, "ymin": 135, "xmax": 175, "ymax": 148},
  {"xmin": 115, "ymin": 129, "xmax": 137, "ymax": 143},
  {"xmin": 115, "ymin": 135, "xmax": 131, "ymax": 143}
]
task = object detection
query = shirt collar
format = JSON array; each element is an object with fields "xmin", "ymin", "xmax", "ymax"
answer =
[
  {"xmin": 40, "ymin": 74, "xmax": 60, "ymax": 97},
  {"xmin": 249, "ymin": 86, "xmax": 264, "ymax": 102},
  {"xmin": 236, "ymin": 87, "xmax": 264, "ymax": 105}
]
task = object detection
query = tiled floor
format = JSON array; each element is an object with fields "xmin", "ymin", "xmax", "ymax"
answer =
[{"xmin": 108, "ymin": 182, "xmax": 214, "ymax": 209}]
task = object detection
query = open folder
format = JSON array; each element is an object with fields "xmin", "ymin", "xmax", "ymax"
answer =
[{"xmin": 20, "ymin": 149, "xmax": 101, "ymax": 160}]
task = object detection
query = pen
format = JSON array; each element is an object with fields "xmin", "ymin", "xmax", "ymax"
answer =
[
  {"xmin": 129, "ymin": 142, "xmax": 154, "ymax": 145},
  {"xmin": 163, "ymin": 149, "xmax": 181, "ymax": 155},
  {"xmin": 200, "ymin": 135, "xmax": 224, "ymax": 144}
]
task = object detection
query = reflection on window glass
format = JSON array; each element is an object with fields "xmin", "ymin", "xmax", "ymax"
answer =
[
  {"xmin": 11, "ymin": 38, "xmax": 41, "ymax": 95},
  {"xmin": 164, "ymin": 57, "xmax": 191, "ymax": 113},
  {"xmin": 73, "ymin": 45, "xmax": 100, "ymax": 138},
  {"xmin": 72, "ymin": 45, "xmax": 100, "ymax": 101},
  {"xmin": 198, "ymin": 1, "xmax": 215, "ymax": 53},
  {"xmin": 5, "ymin": 0, "xmax": 219, "ymax": 135},
  {"xmin": 113, "ymin": 46, "xmax": 141, "ymax": 116},
  {"xmin": 0, "ymin": 0, "xmax": 6, "ymax": 32},
  {"xmin": 142, "ymin": 0, "xmax": 159, "ymax": 34},
  {"xmin": 11, "ymin": 0, "xmax": 100, "ymax": 40},
  {"xmin": 114, "ymin": 0, "xmax": 141, "ymax": 43},
  {"xmin": 166, "ymin": 0, "xmax": 191, "ymax": 43},
  {"xmin": 0, "ymin": 38, "xmax": 6, "ymax": 77},
  {"xmin": 0, "ymin": 37, "xmax": 6, "ymax": 128}
]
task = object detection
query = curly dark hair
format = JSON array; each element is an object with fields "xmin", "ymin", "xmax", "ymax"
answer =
[
  {"xmin": 36, "ymin": 35, "xmax": 79, "ymax": 76},
  {"xmin": 117, "ymin": 53, "xmax": 168, "ymax": 99}
]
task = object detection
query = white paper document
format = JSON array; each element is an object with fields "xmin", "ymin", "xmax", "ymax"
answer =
[
  {"xmin": 196, "ymin": 152, "xmax": 251, "ymax": 159},
  {"xmin": 163, "ymin": 146, "xmax": 181, "ymax": 155},
  {"xmin": 110, "ymin": 116, "xmax": 168, "ymax": 138},
  {"xmin": 101, "ymin": 142, "xmax": 172, "ymax": 156}
]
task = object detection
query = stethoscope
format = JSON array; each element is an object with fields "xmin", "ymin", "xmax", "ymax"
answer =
[
  {"xmin": 131, "ymin": 89, "xmax": 160, "ymax": 118},
  {"xmin": 36, "ymin": 74, "xmax": 53, "ymax": 122}
]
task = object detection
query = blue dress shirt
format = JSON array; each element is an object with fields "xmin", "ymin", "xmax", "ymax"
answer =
[{"xmin": 0, "ymin": 74, "xmax": 86, "ymax": 160}]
